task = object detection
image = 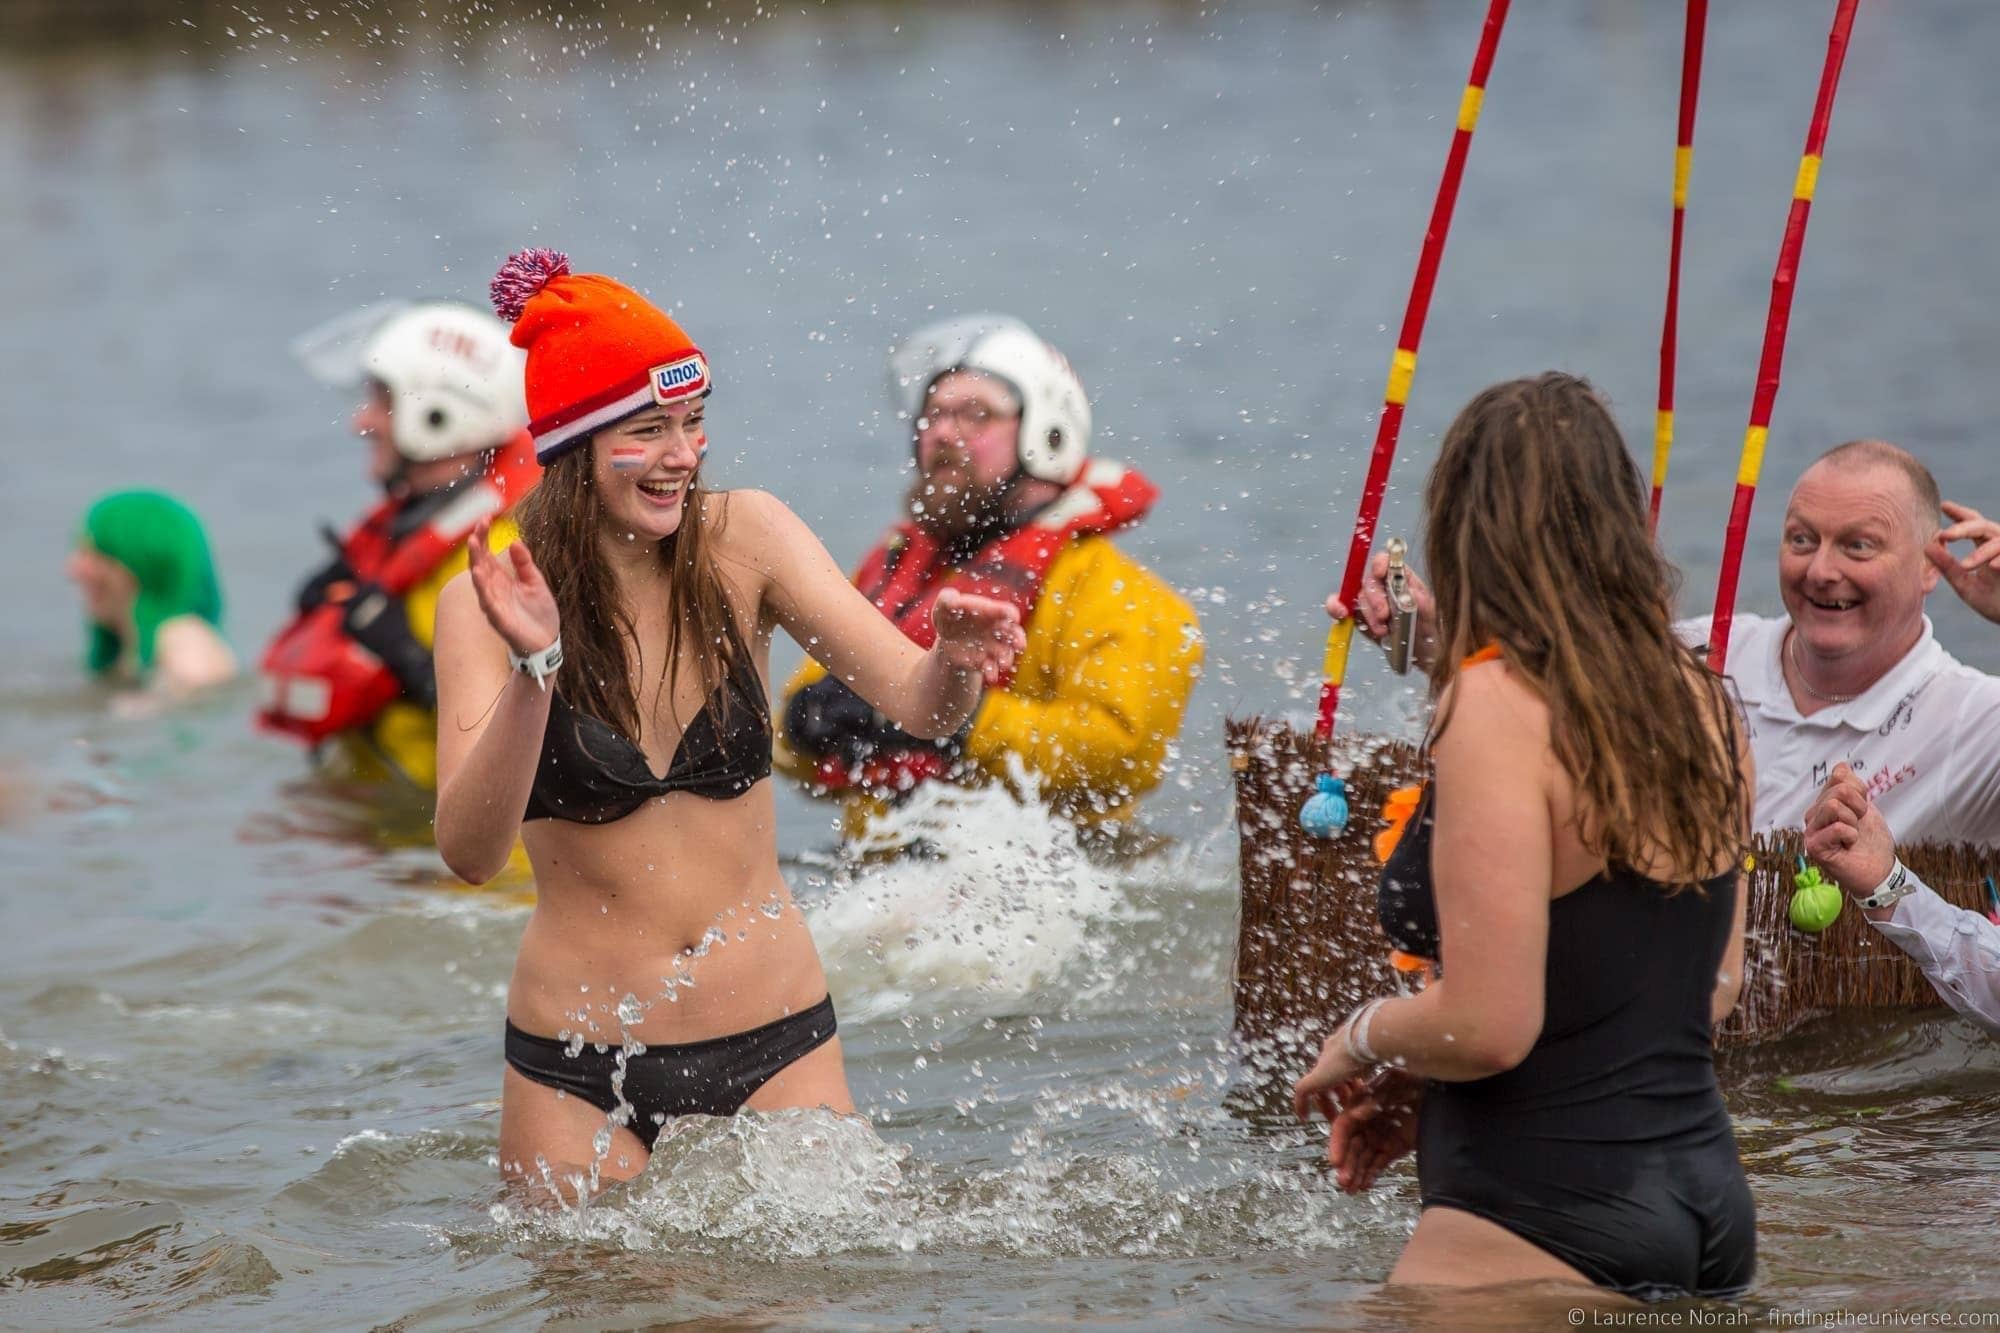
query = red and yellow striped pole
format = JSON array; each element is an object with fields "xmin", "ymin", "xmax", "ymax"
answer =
[
  {"xmin": 1709, "ymin": 0, "xmax": 1862, "ymax": 674},
  {"xmin": 1650, "ymin": 0, "xmax": 1709, "ymax": 533},
  {"xmin": 1315, "ymin": 0, "xmax": 1510, "ymax": 741}
]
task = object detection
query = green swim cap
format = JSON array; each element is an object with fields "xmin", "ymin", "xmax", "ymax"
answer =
[{"xmin": 79, "ymin": 490, "xmax": 224, "ymax": 676}]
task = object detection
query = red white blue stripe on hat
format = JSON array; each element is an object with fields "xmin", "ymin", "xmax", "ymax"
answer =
[{"xmin": 528, "ymin": 353, "xmax": 712, "ymax": 463}]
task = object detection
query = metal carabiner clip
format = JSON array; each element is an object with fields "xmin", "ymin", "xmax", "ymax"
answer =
[{"xmin": 1384, "ymin": 537, "xmax": 1417, "ymax": 676}]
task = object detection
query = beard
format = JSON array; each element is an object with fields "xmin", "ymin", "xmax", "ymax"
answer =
[{"xmin": 907, "ymin": 463, "xmax": 1013, "ymax": 554}]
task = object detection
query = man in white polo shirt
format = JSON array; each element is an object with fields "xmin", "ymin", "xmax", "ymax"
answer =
[
  {"xmin": 1793, "ymin": 463, "xmax": 2000, "ymax": 1031},
  {"xmin": 1678, "ymin": 440, "xmax": 2000, "ymax": 841}
]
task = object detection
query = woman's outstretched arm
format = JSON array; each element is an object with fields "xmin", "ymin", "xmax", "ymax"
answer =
[{"xmin": 727, "ymin": 489, "xmax": 1022, "ymax": 739}]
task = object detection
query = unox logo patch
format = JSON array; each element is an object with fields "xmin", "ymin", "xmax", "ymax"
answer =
[{"xmin": 650, "ymin": 354, "xmax": 709, "ymax": 404}]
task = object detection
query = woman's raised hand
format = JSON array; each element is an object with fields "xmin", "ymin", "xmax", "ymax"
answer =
[
  {"xmin": 465, "ymin": 518, "xmax": 561, "ymax": 656},
  {"xmin": 931, "ymin": 589, "xmax": 1027, "ymax": 686}
]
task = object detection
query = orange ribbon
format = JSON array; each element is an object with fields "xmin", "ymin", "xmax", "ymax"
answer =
[
  {"xmin": 1371, "ymin": 644, "xmax": 1499, "ymax": 864},
  {"xmin": 1374, "ymin": 643, "xmax": 1502, "ymax": 978},
  {"xmin": 1374, "ymin": 785, "xmax": 1425, "ymax": 863}
]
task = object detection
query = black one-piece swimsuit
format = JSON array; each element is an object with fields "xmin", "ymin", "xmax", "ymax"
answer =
[{"xmin": 1378, "ymin": 791, "xmax": 1756, "ymax": 1300}]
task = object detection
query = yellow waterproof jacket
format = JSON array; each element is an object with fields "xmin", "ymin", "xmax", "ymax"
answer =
[
  {"xmin": 776, "ymin": 535, "xmax": 1203, "ymax": 825},
  {"xmin": 325, "ymin": 515, "xmax": 520, "ymax": 790}
]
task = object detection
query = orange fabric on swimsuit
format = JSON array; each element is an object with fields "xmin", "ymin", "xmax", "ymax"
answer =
[{"xmin": 1371, "ymin": 642, "xmax": 1503, "ymax": 864}]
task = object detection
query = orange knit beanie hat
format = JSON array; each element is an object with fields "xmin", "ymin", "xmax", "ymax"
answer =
[{"xmin": 489, "ymin": 249, "xmax": 710, "ymax": 463}]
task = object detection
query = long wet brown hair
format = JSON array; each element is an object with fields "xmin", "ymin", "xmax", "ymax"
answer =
[
  {"xmin": 513, "ymin": 447, "xmax": 753, "ymax": 740},
  {"xmin": 1423, "ymin": 372, "xmax": 1747, "ymax": 884}
]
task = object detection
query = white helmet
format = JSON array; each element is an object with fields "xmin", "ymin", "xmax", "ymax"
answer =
[
  {"xmin": 293, "ymin": 301, "xmax": 528, "ymax": 462},
  {"xmin": 888, "ymin": 313, "xmax": 1091, "ymax": 485}
]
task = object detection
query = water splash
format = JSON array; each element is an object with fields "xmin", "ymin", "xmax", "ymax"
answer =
[
  {"xmin": 479, "ymin": 1096, "xmax": 1389, "ymax": 1261},
  {"xmin": 804, "ymin": 778, "xmax": 1125, "ymax": 1025}
]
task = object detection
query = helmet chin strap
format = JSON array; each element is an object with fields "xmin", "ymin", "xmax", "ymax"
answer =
[
  {"xmin": 382, "ymin": 445, "xmax": 494, "ymax": 502},
  {"xmin": 380, "ymin": 454, "xmax": 413, "ymax": 500},
  {"xmin": 1002, "ymin": 465, "xmax": 1077, "ymax": 531}
]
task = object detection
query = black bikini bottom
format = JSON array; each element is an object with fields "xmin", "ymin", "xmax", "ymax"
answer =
[{"xmin": 504, "ymin": 994, "xmax": 838, "ymax": 1149}]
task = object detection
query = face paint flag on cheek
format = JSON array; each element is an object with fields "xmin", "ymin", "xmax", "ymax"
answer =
[{"xmin": 610, "ymin": 446, "xmax": 648, "ymax": 472}]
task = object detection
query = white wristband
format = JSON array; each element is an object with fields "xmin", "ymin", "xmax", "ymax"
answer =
[
  {"xmin": 1342, "ymin": 996, "xmax": 1389, "ymax": 1066},
  {"xmin": 1855, "ymin": 858, "xmax": 1913, "ymax": 911},
  {"xmin": 508, "ymin": 636, "xmax": 563, "ymax": 691}
]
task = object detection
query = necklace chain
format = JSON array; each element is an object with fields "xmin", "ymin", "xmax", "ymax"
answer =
[{"xmin": 1787, "ymin": 631, "xmax": 1860, "ymax": 705}]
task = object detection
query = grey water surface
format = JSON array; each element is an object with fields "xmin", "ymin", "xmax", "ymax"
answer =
[{"xmin": 5, "ymin": 1, "xmax": 2000, "ymax": 1327}]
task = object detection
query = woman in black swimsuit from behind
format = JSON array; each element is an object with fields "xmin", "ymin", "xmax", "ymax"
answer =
[
  {"xmin": 432, "ymin": 251, "xmax": 1024, "ymax": 1198},
  {"xmin": 1295, "ymin": 373, "xmax": 1757, "ymax": 1301}
]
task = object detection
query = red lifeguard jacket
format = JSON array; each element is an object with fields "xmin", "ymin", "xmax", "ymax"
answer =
[
  {"xmin": 811, "ymin": 460, "xmax": 1158, "ymax": 794},
  {"xmin": 258, "ymin": 431, "xmax": 541, "ymax": 744}
]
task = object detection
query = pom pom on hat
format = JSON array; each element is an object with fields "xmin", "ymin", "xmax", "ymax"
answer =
[
  {"xmin": 490, "ymin": 248, "xmax": 572, "ymax": 324},
  {"xmin": 491, "ymin": 248, "xmax": 710, "ymax": 464}
]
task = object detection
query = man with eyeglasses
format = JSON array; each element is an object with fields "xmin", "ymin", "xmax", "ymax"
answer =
[{"xmin": 777, "ymin": 314, "xmax": 1203, "ymax": 834}]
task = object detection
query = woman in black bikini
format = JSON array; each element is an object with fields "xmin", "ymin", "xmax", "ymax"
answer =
[
  {"xmin": 1295, "ymin": 373, "xmax": 1757, "ymax": 1300},
  {"xmin": 433, "ymin": 251, "xmax": 1023, "ymax": 1195}
]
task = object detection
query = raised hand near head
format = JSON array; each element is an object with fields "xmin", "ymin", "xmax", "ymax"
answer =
[
  {"xmin": 1928, "ymin": 500, "xmax": 2000, "ymax": 626},
  {"xmin": 465, "ymin": 518, "xmax": 561, "ymax": 657},
  {"xmin": 931, "ymin": 589, "xmax": 1027, "ymax": 687}
]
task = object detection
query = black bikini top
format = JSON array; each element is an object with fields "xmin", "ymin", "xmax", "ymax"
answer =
[{"xmin": 522, "ymin": 641, "xmax": 772, "ymax": 825}]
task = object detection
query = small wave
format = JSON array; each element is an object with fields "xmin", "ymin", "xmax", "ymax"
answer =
[
  {"xmin": 274, "ymin": 1128, "xmax": 495, "ymax": 1222},
  {"xmin": 128, "ymin": 999, "xmax": 331, "ymax": 1035},
  {"xmin": 1, "ymin": 1193, "xmax": 279, "ymax": 1322},
  {"xmin": 396, "ymin": 892, "xmax": 532, "ymax": 925},
  {"xmin": 0, "ymin": 1021, "xmax": 116, "ymax": 1082}
]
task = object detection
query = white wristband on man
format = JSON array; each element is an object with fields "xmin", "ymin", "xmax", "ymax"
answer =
[{"xmin": 1854, "ymin": 858, "xmax": 1916, "ymax": 911}]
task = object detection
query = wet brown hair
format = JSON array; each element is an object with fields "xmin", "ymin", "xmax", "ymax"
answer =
[
  {"xmin": 1423, "ymin": 372, "xmax": 1747, "ymax": 884},
  {"xmin": 513, "ymin": 447, "xmax": 751, "ymax": 740}
]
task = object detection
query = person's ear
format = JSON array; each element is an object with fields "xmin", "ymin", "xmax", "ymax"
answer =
[{"xmin": 1920, "ymin": 538, "xmax": 1943, "ymax": 595}]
